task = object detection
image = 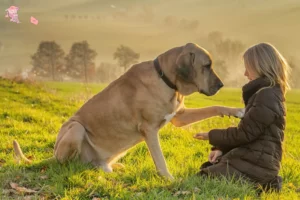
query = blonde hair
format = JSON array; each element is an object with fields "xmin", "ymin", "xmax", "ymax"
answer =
[{"xmin": 243, "ymin": 42, "xmax": 291, "ymax": 94}]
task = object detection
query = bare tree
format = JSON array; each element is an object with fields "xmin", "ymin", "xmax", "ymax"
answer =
[
  {"xmin": 65, "ymin": 41, "xmax": 97, "ymax": 83},
  {"xmin": 215, "ymin": 39, "xmax": 245, "ymax": 61},
  {"xmin": 113, "ymin": 45, "xmax": 140, "ymax": 72},
  {"xmin": 208, "ymin": 31, "xmax": 245, "ymax": 61},
  {"xmin": 207, "ymin": 31, "xmax": 223, "ymax": 45},
  {"xmin": 204, "ymin": 31, "xmax": 246, "ymax": 86},
  {"xmin": 96, "ymin": 62, "xmax": 120, "ymax": 83},
  {"xmin": 31, "ymin": 41, "xmax": 65, "ymax": 80},
  {"xmin": 213, "ymin": 59, "xmax": 229, "ymax": 78}
]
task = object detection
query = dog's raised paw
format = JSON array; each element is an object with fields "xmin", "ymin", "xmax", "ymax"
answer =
[{"xmin": 234, "ymin": 108, "xmax": 245, "ymax": 119}]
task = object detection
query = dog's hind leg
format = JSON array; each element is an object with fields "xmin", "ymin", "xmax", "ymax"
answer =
[
  {"xmin": 111, "ymin": 163, "xmax": 125, "ymax": 170},
  {"xmin": 109, "ymin": 151, "xmax": 127, "ymax": 170},
  {"xmin": 94, "ymin": 151, "xmax": 127, "ymax": 172},
  {"xmin": 101, "ymin": 163, "xmax": 113, "ymax": 172},
  {"xmin": 54, "ymin": 121, "xmax": 86, "ymax": 163}
]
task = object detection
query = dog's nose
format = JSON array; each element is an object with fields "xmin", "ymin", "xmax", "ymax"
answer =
[{"xmin": 217, "ymin": 82, "xmax": 224, "ymax": 89}]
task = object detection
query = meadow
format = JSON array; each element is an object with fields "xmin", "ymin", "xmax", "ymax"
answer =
[{"xmin": 0, "ymin": 77, "xmax": 300, "ymax": 199}]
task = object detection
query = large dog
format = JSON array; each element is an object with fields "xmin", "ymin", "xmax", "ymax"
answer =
[{"xmin": 14, "ymin": 43, "xmax": 244, "ymax": 180}]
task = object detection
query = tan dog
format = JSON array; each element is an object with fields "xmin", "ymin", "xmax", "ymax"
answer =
[{"xmin": 14, "ymin": 43, "xmax": 244, "ymax": 180}]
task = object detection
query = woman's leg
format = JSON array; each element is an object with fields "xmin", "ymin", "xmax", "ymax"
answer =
[
  {"xmin": 198, "ymin": 162, "xmax": 246, "ymax": 180},
  {"xmin": 256, "ymin": 176, "xmax": 283, "ymax": 194},
  {"xmin": 200, "ymin": 161, "xmax": 214, "ymax": 170}
]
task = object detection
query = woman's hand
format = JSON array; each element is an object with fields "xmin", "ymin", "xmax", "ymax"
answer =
[
  {"xmin": 209, "ymin": 150, "xmax": 223, "ymax": 163},
  {"xmin": 193, "ymin": 132, "xmax": 209, "ymax": 140}
]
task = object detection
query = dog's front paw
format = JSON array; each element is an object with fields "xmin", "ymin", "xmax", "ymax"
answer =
[
  {"xmin": 234, "ymin": 108, "xmax": 245, "ymax": 118},
  {"xmin": 235, "ymin": 108, "xmax": 246, "ymax": 119},
  {"xmin": 219, "ymin": 107, "xmax": 245, "ymax": 119},
  {"xmin": 165, "ymin": 174, "xmax": 175, "ymax": 181},
  {"xmin": 160, "ymin": 173, "xmax": 175, "ymax": 181}
]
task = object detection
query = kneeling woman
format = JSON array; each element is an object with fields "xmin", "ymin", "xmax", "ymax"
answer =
[{"xmin": 194, "ymin": 42, "xmax": 290, "ymax": 193}]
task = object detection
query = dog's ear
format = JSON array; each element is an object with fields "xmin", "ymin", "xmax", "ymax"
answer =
[{"xmin": 176, "ymin": 52, "xmax": 195, "ymax": 83}]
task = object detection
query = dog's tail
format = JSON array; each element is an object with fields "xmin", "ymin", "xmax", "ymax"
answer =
[{"xmin": 13, "ymin": 140, "xmax": 32, "ymax": 164}]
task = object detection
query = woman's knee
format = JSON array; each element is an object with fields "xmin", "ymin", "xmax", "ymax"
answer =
[{"xmin": 196, "ymin": 170, "xmax": 209, "ymax": 178}]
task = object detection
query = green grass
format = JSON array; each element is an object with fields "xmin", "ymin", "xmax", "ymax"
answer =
[{"xmin": 0, "ymin": 78, "xmax": 300, "ymax": 199}]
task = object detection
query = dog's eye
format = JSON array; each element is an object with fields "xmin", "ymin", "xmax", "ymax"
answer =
[{"xmin": 203, "ymin": 64, "xmax": 211, "ymax": 69}]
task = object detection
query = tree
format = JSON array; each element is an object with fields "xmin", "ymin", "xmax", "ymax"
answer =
[
  {"xmin": 208, "ymin": 31, "xmax": 245, "ymax": 61},
  {"xmin": 215, "ymin": 39, "xmax": 245, "ymax": 61},
  {"xmin": 205, "ymin": 31, "xmax": 246, "ymax": 87},
  {"xmin": 207, "ymin": 31, "xmax": 223, "ymax": 45},
  {"xmin": 31, "ymin": 41, "xmax": 65, "ymax": 80},
  {"xmin": 213, "ymin": 59, "xmax": 229, "ymax": 78},
  {"xmin": 113, "ymin": 45, "xmax": 140, "ymax": 72},
  {"xmin": 96, "ymin": 62, "xmax": 121, "ymax": 83},
  {"xmin": 65, "ymin": 41, "xmax": 97, "ymax": 83}
]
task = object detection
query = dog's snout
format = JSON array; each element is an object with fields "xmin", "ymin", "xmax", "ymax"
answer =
[{"xmin": 218, "ymin": 82, "xmax": 224, "ymax": 89}]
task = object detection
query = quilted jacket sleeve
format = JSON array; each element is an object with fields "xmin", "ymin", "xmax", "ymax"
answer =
[{"xmin": 208, "ymin": 88, "xmax": 280, "ymax": 151}]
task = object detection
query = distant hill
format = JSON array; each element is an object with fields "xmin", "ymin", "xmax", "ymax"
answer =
[{"xmin": 0, "ymin": 0, "xmax": 299, "ymax": 77}]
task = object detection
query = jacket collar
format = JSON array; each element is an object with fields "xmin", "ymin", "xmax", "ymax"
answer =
[{"xmin": 242, "ymin": 77, "xmax": 271, "ymax": 106}]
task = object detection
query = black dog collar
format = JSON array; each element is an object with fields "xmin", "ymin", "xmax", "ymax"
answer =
[{"xmin": 153, "ymin": 58, "xmax": 177, "ymax": 90}]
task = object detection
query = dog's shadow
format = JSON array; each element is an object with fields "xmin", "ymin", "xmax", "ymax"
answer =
[
  {"xmin": 1, "ymin": 154, "xmax": 256, "ymax": 199},
  {"xmin": 1, "ymin": 157, "xmax": 195, "ymax": 199}
]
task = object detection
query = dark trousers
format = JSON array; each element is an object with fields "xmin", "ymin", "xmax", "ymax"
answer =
[{"xmin": 197, "ymin": 161, "xmax": 282, "ymax": 194}]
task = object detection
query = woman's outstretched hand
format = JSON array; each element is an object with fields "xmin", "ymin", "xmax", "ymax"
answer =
[
  {"xmin": 193, "ymin": 132, "xmax": 209, "ymax": 140},
  {"xmin": 209, "ymin": 150, "xmax": 223, "ymax": 163}
]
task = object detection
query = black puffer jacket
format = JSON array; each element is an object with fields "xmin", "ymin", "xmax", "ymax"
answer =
[{"xmin": 202, "ymin": 77, "xmax": 286, "ymax": 184}]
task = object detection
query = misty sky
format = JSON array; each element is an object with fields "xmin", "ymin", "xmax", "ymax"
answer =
[{"xmin": 0, "ymin": 0, "xmax": 299, "ymax": 76}]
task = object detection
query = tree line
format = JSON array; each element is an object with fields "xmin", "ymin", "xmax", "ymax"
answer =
[
  {"xmin": 31, "ymin": 41, "xmax": 139, "ymax": 83},
  {"xmin": 25, "ymin": 32, "xmax": 300, "ymax": 87},
  {"xmin": 201, "ymin": 31, "xmax": 300, "ymax": 88}
]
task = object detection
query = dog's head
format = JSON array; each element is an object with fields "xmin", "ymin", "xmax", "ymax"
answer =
[{"xmin": 175, "ymin": 43, "xmax": 224, "ymax": 96}]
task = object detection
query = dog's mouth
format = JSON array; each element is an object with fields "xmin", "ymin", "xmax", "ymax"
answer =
[
  {"xmin": 197, "ymin": 84, "xmax": 210, "ymax": 96},
  {"xmin": 199, "ymin": 87, "xmax": 220, "ymax": 96},
  {"xmin": 199, "ymin": 89, "xmax": 211, "ymax": 96}
]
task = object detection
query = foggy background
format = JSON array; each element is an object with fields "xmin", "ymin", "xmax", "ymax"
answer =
[{"xmin": 1, "ymin": 0, "xmax": 300, "ymax": 87}]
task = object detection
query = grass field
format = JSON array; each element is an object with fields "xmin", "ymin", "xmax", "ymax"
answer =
[{"xmin": 0, "ymin": 77, "xmax": 300, "ymax": 199}]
